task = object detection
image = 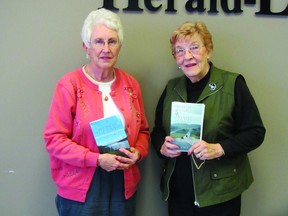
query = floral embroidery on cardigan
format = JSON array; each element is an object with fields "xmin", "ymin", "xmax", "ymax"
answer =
[{"xmin": 124, "ymin": 86, "xmax": 137, "ymax": 102}]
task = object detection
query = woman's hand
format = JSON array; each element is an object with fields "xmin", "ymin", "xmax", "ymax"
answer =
[
  {"xmin": 160, "ymin": 136, "xmax": 181, "ymax": 158},
  {"xmin": 97, "ymin": 153, "xmax": 123, "ymax": 172},
  {"xmin": 115, "ymin": 147, "xmax": 141, "ymax": 170},
  {"xmin": 188, "ymin": 140, "xmax": 225, "ymax": 160},
  {"xmin": 97, "ymin": 147, "xmax": 141, "ymax": 171}
]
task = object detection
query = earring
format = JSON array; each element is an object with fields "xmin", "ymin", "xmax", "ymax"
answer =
[{"xmin": 177, "ymin": 66, "xmax": 181, "ymax": 70}]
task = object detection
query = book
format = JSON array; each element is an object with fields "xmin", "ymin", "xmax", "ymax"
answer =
[
  {"xmin": 170, "ymin": 102, "xmax": 205, "ymax": 152},
  {"xmin": 89, "ymin": 115, "xmax": 130, "ymax": 156}
]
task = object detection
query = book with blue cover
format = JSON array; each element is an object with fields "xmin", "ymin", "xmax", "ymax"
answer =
[
  {"xmin": 90, "ymin": 115, "xmax": 130, "ymax": 156},
  {"xmin": 170, "ymin": 102, "xmax": 205, "ymax": 152}
]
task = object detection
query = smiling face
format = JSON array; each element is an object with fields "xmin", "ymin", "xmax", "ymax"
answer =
[
  {"xmin": 84, "ymin": 24, "xmax": 121, "ymax": 71},
  {"xmin": 174, "ymin": 33, "xmax": 211, "ymax": 83}
]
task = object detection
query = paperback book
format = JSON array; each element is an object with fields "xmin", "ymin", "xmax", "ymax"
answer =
[
  {"xmin": 170, "ymin": 102, "xmax": 205, "ymax": 152},
  {"xmin": 90, "ymin": 115, "xmax": 130, "ymax": 156}
]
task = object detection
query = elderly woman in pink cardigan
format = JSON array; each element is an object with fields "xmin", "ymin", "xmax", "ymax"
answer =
[{"xmin": 43, "ymin": 8, "xmax": 149, "ymax": 216}]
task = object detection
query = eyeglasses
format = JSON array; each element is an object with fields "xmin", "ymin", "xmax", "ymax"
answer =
[
  {"xmin": 174, "ymin": 44, "xmax": 204, "ymax": 57},
  {"xmin": 90, "ymin": 38, "xmax": 120, "ymax": 48}
]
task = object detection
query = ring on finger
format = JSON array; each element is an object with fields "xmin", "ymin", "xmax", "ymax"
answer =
[{"xmin": 198, "ymin": 152, "xmax": 203, "ymax": 158}]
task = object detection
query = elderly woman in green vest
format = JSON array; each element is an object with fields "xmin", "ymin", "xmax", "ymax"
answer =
[{"xmin": 151, "ymin": 21, "xmax": 265, "ymax": 216}]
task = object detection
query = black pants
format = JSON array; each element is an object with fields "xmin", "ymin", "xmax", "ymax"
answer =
[{"xmin": 168, "ymin": 195, "xmax": 241, "ymax": 216}]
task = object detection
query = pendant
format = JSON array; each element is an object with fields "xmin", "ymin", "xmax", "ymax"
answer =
[{"xmin": 103, "ymin": 96, "xmax": 109, "ymax": 101}]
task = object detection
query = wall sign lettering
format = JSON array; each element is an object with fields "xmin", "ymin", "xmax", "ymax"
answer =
[{"xmin": 99, "ymin": 0, "xmax": 288, "ymax": 16}]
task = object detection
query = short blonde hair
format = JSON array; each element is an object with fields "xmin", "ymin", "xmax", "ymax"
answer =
[{"xmin": 170, "ymin": 21, "xmax": 213, "ymax": 56}]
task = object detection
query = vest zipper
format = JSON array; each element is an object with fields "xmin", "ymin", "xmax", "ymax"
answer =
[
  {"xmin": 190, "ymin": 156, "xmax": 200, "ymax": 207},
  {"xmin": 164, "ymin": 160, "xmax": 176, "ymax": 201}
]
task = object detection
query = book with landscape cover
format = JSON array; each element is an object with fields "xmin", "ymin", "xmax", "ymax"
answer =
[
  {"xmin": 90, "ymin": 115, "xmax": 130, "ymax": 156},
  {"xmin": 170, "ymin": 102, "xmax": 205, "ymax": 152}
]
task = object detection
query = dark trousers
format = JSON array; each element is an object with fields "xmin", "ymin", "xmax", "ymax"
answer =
[
  {"xmin": 56, "ymin": 168, "xmax": 136, "ymax": 216},
  {"xmin": 168, "ymin": 195, "xmax": 241, "ymax": 216}
]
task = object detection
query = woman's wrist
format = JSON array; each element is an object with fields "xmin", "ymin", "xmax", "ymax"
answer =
[
  {"xmin": 136, "ymin": 151, "xmax": 142, "ymax": 162},
  {"xmin": 97, "ymin": 154, "xmax": 102, "ymax": 167}
]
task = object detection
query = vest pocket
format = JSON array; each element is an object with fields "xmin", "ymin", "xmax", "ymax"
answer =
[{"xmin": 210, "ymin": 166, "xmax": 239, "ymax": 195}]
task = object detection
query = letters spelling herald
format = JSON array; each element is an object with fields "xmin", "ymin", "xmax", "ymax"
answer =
[{"xmin": 100, "ymin": 0, "xmax": 288, "ymax": 17}]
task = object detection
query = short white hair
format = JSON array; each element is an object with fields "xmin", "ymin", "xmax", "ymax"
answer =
[{"xmin": 81, "ymin": 8, "xmax": 123, "ymax": 48}]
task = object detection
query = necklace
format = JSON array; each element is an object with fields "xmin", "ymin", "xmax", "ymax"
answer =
[
  {"xmin": 83, "ymin": 65, "xmax": 115, "ymax": 102},
  {"xmin": 85, "ymin": 65, "xmax": 114, "ymax": 82}
]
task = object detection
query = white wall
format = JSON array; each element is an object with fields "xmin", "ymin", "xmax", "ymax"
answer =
[{"xmin": 0, "ymin": 1, "xmax": 287, "ymax": 215}]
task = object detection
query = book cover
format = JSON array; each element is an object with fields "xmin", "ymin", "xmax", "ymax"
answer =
[
  {"xmin": 170, "ymin": 102, "xmax": 205, "ymax": 152},
  {"xmin": 90, "ymin": 115, "xmax": 130, "ymax": 156}
]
